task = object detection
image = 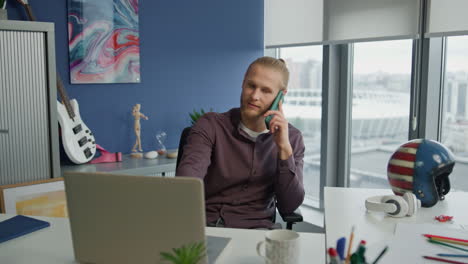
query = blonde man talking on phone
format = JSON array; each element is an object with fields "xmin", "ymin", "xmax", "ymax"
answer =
[{"xmin": 176, "ymin": 57, "xmax": 305, "ymax": 229}]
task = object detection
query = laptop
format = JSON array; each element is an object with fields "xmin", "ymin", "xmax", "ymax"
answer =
[{"xmin": 64, "ymin": 172, "xmax": 207, "ymax": 264}]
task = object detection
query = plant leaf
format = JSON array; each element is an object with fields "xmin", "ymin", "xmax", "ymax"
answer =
[
  {"xmin": 160, "ymin": 241, "xmax": 206, "ymax": 264},
  {"xmin": 188, "ymin": 108, "xmax": 214, "ymax": 126},
  {"xmin": 160, "ymin": 252, "xmax": 179, "ymax": 263}
]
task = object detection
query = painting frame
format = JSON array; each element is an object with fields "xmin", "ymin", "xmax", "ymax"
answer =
[
  {"xmin": 67, "ymin": 0, "xmax": 140, "ymax": 84},
  {"xmin": 0, "ymin": 178, "xmax": 67, "ymax": 217}
]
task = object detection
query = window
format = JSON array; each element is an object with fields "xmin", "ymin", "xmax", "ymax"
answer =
[
  {"xmin": 349, "ymin": 40, "xmax": 413, "ymax": 188},
  {"xmin": 441, "ymin": 36, "xmax": 468, "ymax": 192},
  {"xmin": 278, "ymin": 46, "xmax": 323, "ymax": 207}
]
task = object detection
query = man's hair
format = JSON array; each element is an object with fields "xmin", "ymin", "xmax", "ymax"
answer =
[{"xmin": 245, "ymin": 56, "xmax": 290, "ymax": 90}]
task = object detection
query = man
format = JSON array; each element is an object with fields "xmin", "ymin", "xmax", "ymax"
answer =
[{"xmin": 176, "ymin": 56, "xmax": 305, "ymax": 229}]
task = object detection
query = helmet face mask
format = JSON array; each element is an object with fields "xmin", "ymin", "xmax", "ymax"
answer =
[
  {"xmin": 387, "ymin": 139, "xmax": 455, "ymax": 208},
  {"xmin": 434, "ymin": 166, "xmax": 453, "ymax": 197}
]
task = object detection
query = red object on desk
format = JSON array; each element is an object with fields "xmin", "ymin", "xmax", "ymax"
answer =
[
  {"xmin": 88, "ymin": 144, "xmax": 122, "ymax": 164},
  {"xmin": 435, "ymin": 215, "xmax": 454, "ymax": 222}
]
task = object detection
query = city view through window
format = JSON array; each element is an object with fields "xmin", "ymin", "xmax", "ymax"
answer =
[
  {"xmin": 280, "ymin": 41, "xmax": 414, "ymax": 201},
  {"xmin": 280, "ymin": 39, "xmax": 468, "ymax": 205},
  {"xmin": 442, "ymin": 36, "xmax": 468, "ymax": 192},
  {"xmin": 280, "ymin": 46, "xmax": 322, "ymax": 205},
  {"xmin": 350, "ymin": 40, "xmax": 412, "ymax": 189}
]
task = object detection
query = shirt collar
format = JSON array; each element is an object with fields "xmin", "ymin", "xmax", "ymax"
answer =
[
  {"xmin": 239, "ymin": 122, "xmax": 269, "ymax": 141},
  {"xmin": 230, "ymin": 108, "xmax": 271, "ymax": 142}
]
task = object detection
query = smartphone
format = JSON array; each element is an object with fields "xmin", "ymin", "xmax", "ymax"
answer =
[{"xmin": 265, "ymin": 91, "xmax": 284, "ymax": 129}]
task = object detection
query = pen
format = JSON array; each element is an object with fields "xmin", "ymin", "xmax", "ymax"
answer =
[
  {"xmin": 429, "ymin": 237, "xmax": 468, "ymax": 247},
  {"xmin": 336, "ymin": 237, "xmax": 346, "ymax": 261},
  {"xmin": 350, "ymin": 252, "xmax": 364, "ymax": 264},
  {"xmin": 345, "ymin": 225, "xmax": 355, "ymax": 264},
  {"xmin": 356, "ymin": 240, "xmax": 367, "ymax": 263},
  {"xmin": 328, "ymin": 247, "xmax": 340, "ymax": 264},
  {"xmin": 428, "ymin": 238, "xmax": 468, "ymax": 253},
  {"xmin": 437, "ymin": 254, "xmax": 468, "ymax": 258},
  {"xmin": 425, "ymin": 234, "xmax": 468, "ymax": 244},
  {"xmin": 372, "ymin": 246, "xmax": 388, "ymax": 264},
  {"xmin": 423, "ymin": 256, "xmax": 468, "ymax": 264}
]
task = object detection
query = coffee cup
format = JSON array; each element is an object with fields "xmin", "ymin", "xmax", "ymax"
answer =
[{"xmin": 256, "ymin": 229, "xmax": 300, "ymax": 264}]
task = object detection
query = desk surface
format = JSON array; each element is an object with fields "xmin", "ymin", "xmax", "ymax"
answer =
[
  {"xmin": 324, "ymin": 187, "xmax": 468, "ymax": 260},
  {"xmin": 0, "ymin": 214, "xmax": 325, "ymax": 264}
]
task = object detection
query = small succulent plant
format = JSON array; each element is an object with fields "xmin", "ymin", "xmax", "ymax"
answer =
[
  {"xmin": 160, "ymin": 241, "xmax": 206, "ymax": 264},
  {"xmin": 189, "ymin": 108, "xmax": 212, "ymax": 125}
]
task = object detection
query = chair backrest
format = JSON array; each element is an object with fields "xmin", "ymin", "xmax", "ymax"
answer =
[{"xmin": 176, "ymin": 126, "xmax": 192, "ymax": 169}]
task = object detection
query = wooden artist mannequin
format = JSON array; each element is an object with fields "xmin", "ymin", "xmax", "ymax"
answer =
[{"xmin": 131, "ymin": 103, "xmax": 148, "ymax": 153}]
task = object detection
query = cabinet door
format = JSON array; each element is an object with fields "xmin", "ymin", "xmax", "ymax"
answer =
[{"xmin": 0, "ymin": 29, "xmax": 52, "ymax": 185}]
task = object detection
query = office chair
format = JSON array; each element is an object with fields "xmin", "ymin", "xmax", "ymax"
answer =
[{"xmin": 176, "ymin": 127, "xmax": 303, "ymax": 230}]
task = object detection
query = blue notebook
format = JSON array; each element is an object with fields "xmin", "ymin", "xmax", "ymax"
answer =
[{"xmin": 0, "ymin": 215, "xmax": 50, "ymax": 243}]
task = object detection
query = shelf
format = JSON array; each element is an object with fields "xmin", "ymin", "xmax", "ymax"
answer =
[{"xmin": 61, "ymin": 154, "xmax": 177, "ymax": 177}]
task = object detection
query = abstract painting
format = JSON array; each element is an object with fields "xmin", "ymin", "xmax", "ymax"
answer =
[
  {"xmin": 0, "ymin": 178, "xmax": 68, "ymax": 218},
  {"xmin": 67, "ymin": 0, "xmax": 140, "ymax": 83}
]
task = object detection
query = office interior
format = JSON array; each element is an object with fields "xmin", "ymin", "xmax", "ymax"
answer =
[{"xmin": 1, "ymin": 0, "xmax": 468, "ymax": 234}]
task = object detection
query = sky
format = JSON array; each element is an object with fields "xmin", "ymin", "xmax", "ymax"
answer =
[
  {"xmin": 446, "ymin": 36, "xmax": 468, "ymax": 73},
  {"xmin": 279, "ymin": 36, "xmax": 468, "ymax": 75}
]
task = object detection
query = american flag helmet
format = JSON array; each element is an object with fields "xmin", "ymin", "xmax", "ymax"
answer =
[{"xmin": 387, "ymin": 139, "xmax": 455, "ymax": 208}]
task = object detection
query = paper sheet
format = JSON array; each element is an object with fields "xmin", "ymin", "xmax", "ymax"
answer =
[{"xmin": 377, "ymin": 223, "xmax": 468, "ymax": 264}]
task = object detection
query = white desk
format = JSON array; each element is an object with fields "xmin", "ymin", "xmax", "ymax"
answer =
[
  {"xmin": 324, "ymin": 187, "xmax": 468, "ymax": 261},
  {"xmin": 0, "ymin": 214, "xmax": 325, "ymax": 264}
]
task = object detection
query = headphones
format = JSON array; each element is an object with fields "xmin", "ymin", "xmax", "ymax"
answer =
[{"xmin": 365, "ymin": 192, "xmax": 421, "ymax": 217}]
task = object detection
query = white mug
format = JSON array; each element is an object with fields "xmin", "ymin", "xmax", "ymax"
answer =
[{"xmin": 256, "ymin": 229, "xmax": 300, "ymax": 264}]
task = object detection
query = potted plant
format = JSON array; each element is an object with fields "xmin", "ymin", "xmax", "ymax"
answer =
[
  {"xmin": 160, "ymin": 241, "xmax": 206, "ymax": 264},
  {"xmin": 174, "ymin": 108, "xmax": 213, "ymax": 164},
  {"xmin": 189, "ymin": 108, "xmax": 211, "ymax": 125}
]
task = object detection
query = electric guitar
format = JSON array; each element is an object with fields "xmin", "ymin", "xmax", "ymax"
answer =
[{"xmin": 16, "ymin": 0, "xmax": 96, "ymax": 164}]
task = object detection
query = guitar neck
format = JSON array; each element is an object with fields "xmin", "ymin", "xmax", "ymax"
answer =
[
  {"xmin": 56, "ymin": 77, "xmax": 76, "ymax": 120},
  {"xmin": 19, "ymin": 0, "xmax": 76, "ymax": 120},
  {"xmin": 24, "ymin": 4, "xmax": 36, "ymax": 21}
]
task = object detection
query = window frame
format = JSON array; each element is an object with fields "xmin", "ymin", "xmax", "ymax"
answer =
[
  {"xmin": 267, "ymin": 33, "xmax": 453, "ymax": 211},
  {"xmin": 273, "ymin": 46, "xmax": 326, "ymax": 209}
]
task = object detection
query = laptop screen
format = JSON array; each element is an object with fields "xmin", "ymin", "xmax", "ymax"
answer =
[{"xmin": 64, "ymin": 172, "xmax": 206, "ymax": 264}]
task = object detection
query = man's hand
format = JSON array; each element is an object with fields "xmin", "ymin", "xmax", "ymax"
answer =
[{"xmin": 264, "ymin": 99, "xmax": 293, "ymax": 160}]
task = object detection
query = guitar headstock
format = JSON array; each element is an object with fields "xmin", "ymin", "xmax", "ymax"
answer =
[
  {"xmin": 15, "ymin": 0, "xmax": 35, "ymax": 21},
  {"xmin": 15, "ymin": 0, "xmax": 29, "ymax": 6}
]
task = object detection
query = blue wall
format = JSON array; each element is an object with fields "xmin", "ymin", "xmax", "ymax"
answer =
[{"xmin": 6, "ymin": 0, "xmax": 264, "ymax": 153}]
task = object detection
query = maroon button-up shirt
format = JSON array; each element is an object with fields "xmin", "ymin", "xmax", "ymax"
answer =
[{"xmin": 176, "ymin": 108, "xmax": 305, "ymax": 229}]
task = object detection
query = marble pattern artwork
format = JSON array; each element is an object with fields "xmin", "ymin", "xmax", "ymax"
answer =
[{"xmin": 68, "ymin": 0, "xmax": 140, "ymax": 83}]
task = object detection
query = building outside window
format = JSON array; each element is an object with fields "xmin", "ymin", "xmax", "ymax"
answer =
[
  {"xmin": 278, "ymin": 46, "xmax": 323, "ymax": 207},
  {"xmin": 349, "ymin": 40, "xmax": 413, "ymax": 188},
  {"xmin": 441, "ymin": 36, "xmax": 468, "ymax": 192}
]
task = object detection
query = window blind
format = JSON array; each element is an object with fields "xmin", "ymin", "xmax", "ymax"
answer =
[
  {"xmin": 324, "ymin": 0, "xmax": 420, "ymax": 44},
  {"xmin": 264, "ymin": 0, "xmax": 323, "ymax": 48},
  {"xmin": 265, "ymin": 0, "xmax": 420, "ymax": 47},
  {"xmin": 426, "ymin": 0, "xmax": 468, "ymax": 37}
]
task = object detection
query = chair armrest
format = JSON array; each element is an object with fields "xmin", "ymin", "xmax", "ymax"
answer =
[{"xmin": 279, "ymin": 208, "xmax": 303, "ymax": 223}]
